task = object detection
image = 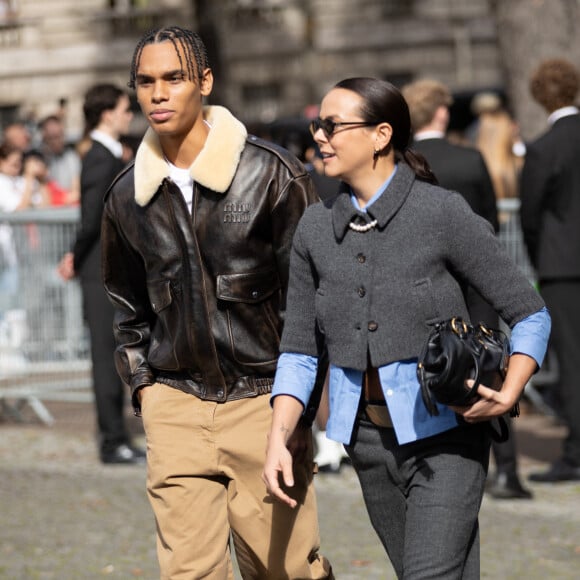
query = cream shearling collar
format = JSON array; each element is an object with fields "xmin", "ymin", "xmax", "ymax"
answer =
[{"xmin": 134, "ymin": 105, "xmax": 248, "ymax": 206}]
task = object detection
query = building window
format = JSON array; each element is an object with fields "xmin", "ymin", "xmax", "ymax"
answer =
[
  {"xmin": 382, "ymin": 0, "xmax": 414, "ymax": 17},
  {"xmin": 106, "ymin": 0, "xmax": 155, "ymax": 36},
  {"xmin": 227, "ymin": 0, "xmax": 286, "ymax": 30},
  {"xmin": 0, "ymin": 0, "xmax": 22, "ymax": 47},
  {"xmin": 242, "ymin": 83, "xmax": 282, "ymax": 123}
]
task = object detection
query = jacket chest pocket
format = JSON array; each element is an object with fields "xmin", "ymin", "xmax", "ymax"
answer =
[{"xmin": 216, "ymin": 268, "xmax": 282, "ymax": 365}]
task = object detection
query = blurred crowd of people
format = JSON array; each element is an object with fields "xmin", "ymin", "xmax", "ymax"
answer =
[
  {"xmin": 0, "ymin": 114, "xmax": 81, "ymax": 213},
  {"xmin": 1, "ymin": 111, "xmax": 83, "ymax": 315}
]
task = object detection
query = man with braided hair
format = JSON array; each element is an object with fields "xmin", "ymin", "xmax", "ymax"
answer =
[{"xmin": 101, "ymin": 26, "xmax": 333, "ymax": 579}]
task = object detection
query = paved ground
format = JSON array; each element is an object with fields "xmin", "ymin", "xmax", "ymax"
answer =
[{"xmin": 0, "ymin": 399, "xmax": 579, "ymax": 579}]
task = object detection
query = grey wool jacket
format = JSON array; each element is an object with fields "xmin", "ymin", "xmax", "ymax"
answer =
[{"xmin": 280, "ymin": 163, "xmax": 545, "ymax": 371}]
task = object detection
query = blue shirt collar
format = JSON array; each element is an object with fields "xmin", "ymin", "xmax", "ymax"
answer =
[{"xmin": 350, "ymin": 164, "xmax": 398, "ymax": 212}]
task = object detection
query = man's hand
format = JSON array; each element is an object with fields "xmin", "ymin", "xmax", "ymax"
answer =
[
  {"xmin": 57, "ymin": 252, "xmax": 75, "ymax": 280},
  {"xmin": 136, "ymin": 386, "xmax": 149, "ymax": 405}
]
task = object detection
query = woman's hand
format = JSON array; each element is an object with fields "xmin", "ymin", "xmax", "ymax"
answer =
[
  {"xmin": 450, "ymin": 382, "xmax": 515, "ymax": 422},
  {"xmin": 286, "ymin": 421, "xmax": 311, "ymax": 464},
  {"xmin": 262, "ymin": 433, "xmax": 298, "ymax": 509},
  {"xmin": 450, "ymin": 353, "xmax": 537, "ymax": 422},
  {"xmin": 261, "ymin": 395, "xmax": 305, "ymax": 509}
]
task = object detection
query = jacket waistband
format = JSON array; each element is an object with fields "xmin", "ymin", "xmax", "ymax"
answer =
[{"xmin": 156, "ymin": 373, "xmax": 273, "ymax": 402}]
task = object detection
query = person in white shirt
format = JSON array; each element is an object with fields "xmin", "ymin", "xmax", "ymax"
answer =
[{"xmin": 0, "ymin": 144, "xmax": 49, "ymax": 312}]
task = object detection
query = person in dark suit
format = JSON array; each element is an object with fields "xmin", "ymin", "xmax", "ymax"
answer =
[
  {"xmin": 58, "ymin": 83, "xmax": 143, "ymax": 464},
  {"xmin": 402, "ymin": 78, "xmax": 533, "ymax": 499},
  {"xmin": 521, "ymin": 59, "xmax": 580, "ymax": 482}
]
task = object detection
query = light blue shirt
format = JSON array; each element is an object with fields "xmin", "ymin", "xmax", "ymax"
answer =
[
  {"xmin": 351, "ymin": 165, "xmax": 397, "ymax": 210},
  {"xmin": 273, "ymin": 307, "xmax": 550, "ymax": 445}
]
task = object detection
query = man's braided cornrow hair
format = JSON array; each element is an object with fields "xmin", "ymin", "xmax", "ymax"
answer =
[{"xmin": 128, "ymin": 26, "xmax": 210, "ymax": 89}]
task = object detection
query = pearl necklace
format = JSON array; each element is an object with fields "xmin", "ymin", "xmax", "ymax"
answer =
[{"xmin": 349, "ymin": 219, "xmax": 378, "ymax": 232}]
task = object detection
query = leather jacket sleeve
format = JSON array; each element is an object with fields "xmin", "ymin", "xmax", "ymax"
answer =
[
  {"xmin": 102, "ymin": 195, "xmax": 156, "ymax": 404},
  {"xmin": 269, "ymin": 173, "xmax": 317, "ymax": 321}
]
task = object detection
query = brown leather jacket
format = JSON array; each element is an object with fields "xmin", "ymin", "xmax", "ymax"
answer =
[{"xmin": 102, "ymin": 106, "xmax": 317, "ymax": 413}]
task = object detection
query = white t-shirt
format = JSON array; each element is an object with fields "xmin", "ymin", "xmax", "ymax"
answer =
[{"xmin": 167, "ymin": 161, "xmax": 194, "ymax": 214}]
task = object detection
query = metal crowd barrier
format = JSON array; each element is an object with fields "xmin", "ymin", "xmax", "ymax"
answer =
[
  {"xmin": 496, "ymin": 198, "xmax": 535, "ymax": 283},
  {"xmin": 0, "ymin": 199, "xmax": 555, "ymax": 425},
  {"xmin": 0, "ymin": 207, "xmax": 91, "ymax": 424}
]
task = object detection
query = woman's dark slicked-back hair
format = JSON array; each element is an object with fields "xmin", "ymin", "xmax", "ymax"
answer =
[
  {"xmin": 334, "ymin": 77, "xmax": 437, "ymax": 184},
  {"xmin": 128, "ymin": 26, "xmax": 210, "ymax": 89}
]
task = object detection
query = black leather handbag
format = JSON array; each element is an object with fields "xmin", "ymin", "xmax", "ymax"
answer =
[{"xmin": 417, "ymin": 317, "xmax": 518, "ymax": 442}]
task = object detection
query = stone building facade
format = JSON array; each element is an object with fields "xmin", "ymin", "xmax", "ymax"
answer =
[{"xmin": 0, "ymin": 0, "xmax": 500, "ymax": 142}]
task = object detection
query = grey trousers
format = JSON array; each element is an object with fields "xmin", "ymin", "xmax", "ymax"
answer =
[{"xmin": 346, "ymin": 417, "xmax": 490, "ymax": 579}]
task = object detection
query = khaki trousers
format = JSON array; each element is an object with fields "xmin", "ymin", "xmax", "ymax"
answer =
[{"xmin": 141, "ymin": 382, "xmax": 332, "ymax": 580}]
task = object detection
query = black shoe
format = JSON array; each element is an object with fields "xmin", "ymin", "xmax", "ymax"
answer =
[
  {"xmin": 528, "ymin": 459, "xmax": 580, "ymax": 483},
  {"xmin": 101, "ymin": 443, "xmax": 146, "ymax": 465},
  {"xmin": 487, "ymin": 472, "xmax": 533, "ymax": 499}
]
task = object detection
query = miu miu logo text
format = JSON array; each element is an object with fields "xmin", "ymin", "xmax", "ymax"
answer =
[{"xmin": 223, "ymin": 202, "xmax": 252, "ymax": 223}]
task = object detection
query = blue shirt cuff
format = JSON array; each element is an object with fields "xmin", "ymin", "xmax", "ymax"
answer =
[
  {"xmin": 272, "ymin": 352, "xmax": 318, "ymax": 407},
  {"xmin": 510, "ymin": 307, "xmax": 551, "ymax": 367}
]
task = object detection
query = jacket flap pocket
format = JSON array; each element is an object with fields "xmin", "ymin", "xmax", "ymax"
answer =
[
  {"xmin": 217, "ymin": 269, "xmax": 281, "ymax": 303},
  {"xmin": 148, "ymin": 279, "xmax": 172, "ymax": 313}
]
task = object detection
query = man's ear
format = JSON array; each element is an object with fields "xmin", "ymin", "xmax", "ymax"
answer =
[
  {"xmin": 101, "ymin": 108, "xmax": 114, "ymax": 129},
  {"xmin": 200, "ymin": 68, "xmax": 213, "ymax": 97},
  {"xmin": 433, "ymin": 105, "xmax": 450, "ymax": 129}
]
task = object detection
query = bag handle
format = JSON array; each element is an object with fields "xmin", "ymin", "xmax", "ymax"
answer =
[
  {"xmin": 418, "ymin": 362, "xmax": 439, "ymax": 416},
  {"xmin": 419, "ymin": 351, "xmax": 482, "ymax": 416},
  {"xmin": 487, "ymin": 416, "xmax": 510, "ymax": 443}
]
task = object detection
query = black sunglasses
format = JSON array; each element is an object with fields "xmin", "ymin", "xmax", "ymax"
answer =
[{"xmin": 309, "ymin": 117, "xmax": 376, "ymax": 137}]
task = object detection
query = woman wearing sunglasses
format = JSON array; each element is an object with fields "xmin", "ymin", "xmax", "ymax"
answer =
[{"xmin": 262, "ymin": 77, "xmax": 550, "ymax": 579}]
